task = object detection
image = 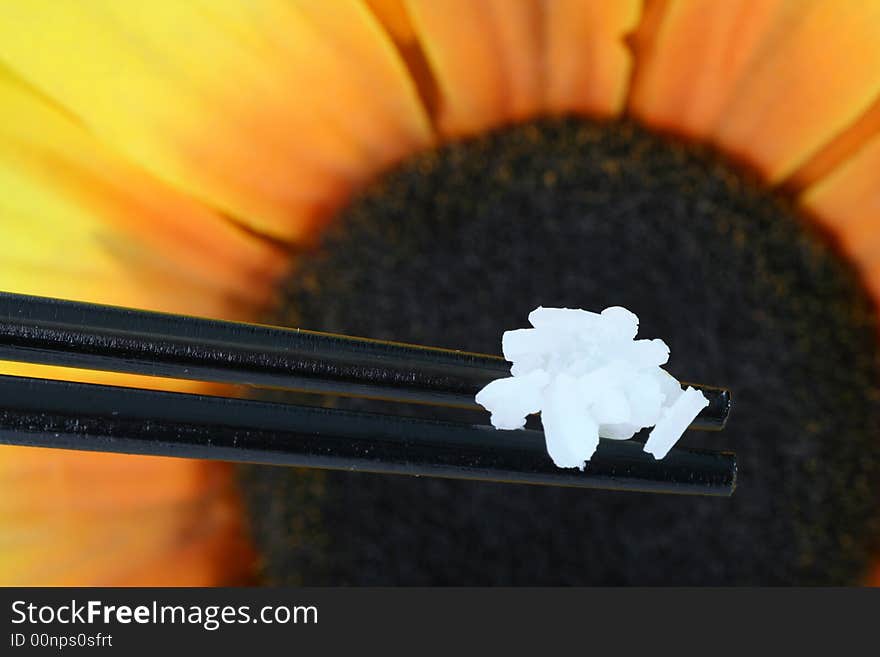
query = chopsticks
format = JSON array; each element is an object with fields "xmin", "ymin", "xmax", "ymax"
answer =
[
  {"xmin": 0, "ymin": 374, "xmax": 735, "ymax": 496},
  {"xmin": 0, "ymin": 291, "xmax": 736, "ymax": 496},
  {"xmin": 0, "ymin": 291, "xmax": 730, "ymax": 428}
]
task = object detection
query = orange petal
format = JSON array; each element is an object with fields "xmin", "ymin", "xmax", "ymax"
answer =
[
  {"xmin": 486, "ymin": 0, "xmax": 543, "ymax": 122},
  {"xmin": 0, "ymin": 1, "xmax": 432, "ymax": 241},
  {"xmin": 364, "ymin": 0, "xmax": 440, "ymax": 123},
  {"xmin": 115, "ymin": 512, "xmax": 255, "ymax": 586},
  {"xmin": 0, "ymin": 447, "xmax": 229, "ymax": 513},
  {"xmin": 801, "ymin": 133, "xmax": 880, "ymax": 300},
  {"xmin": 711, "ymin": 0, "xmax": 880, "ymax": 182},
  {"xmin": 544, "ymin": 0, "xmax": 641, "ymax": 117},
  {"xmin": 628, "ymin": 0, "xmax": 786, "ymax": 137},
  {"xmin": 627, "ymin": 0, "xmax": 672, "ymax": 59},
  {"xmin": 0, "ymin": 451, "xmax": 250, "ymax": 585},
  {"xmin": 366, "ymin": 0, "xmax": 418, "ymax": 43},
  {"xmin": 786, "ymin": 93, "xmax": 880, "ymax": 191},
  {"xmin": 403, "ymin": 0, "xmax": 509, "ymax": 137},
  {"xmin": 404, "ymin": 0, "xmax": 546, "ymax": 136}
]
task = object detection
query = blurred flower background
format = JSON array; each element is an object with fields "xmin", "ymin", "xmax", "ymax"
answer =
[{"xmin": 2, "ymin": 0, "xmax": 880, "ymax": 585}]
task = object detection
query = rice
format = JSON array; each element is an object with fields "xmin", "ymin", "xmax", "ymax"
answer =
[{"xmin": 475, "ymin": 306, "xmax": 709, "ymax": 469}]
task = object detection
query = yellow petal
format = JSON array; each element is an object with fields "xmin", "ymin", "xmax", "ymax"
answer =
[
  {"xmin": 544, "ymin": 0, "xmax": 641, "ymax": 117},
  {"xmin": 0, "ymin": 0, "xmax": 432, "ymax": 241},
  {"xmin": 0, "ymin": 70, "xmax": 287, "ymax": 317},
  {"xmin": 0, "ymin": 71, "xmax": 278, "ymax": 585}
]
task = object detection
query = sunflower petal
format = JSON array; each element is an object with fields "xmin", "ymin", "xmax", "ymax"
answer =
[
  {"xmin": 0, "ymin": 70, "xmax": 287, "ymax": 317},
  {"xmin": 0, "ymin": 0, "xmax": 432, "ymax": 241},
  {"xmin": 628, "ymin": 0, "xmax": 786, "ymax": 136},
  {"xmin": 403, "ymin": 0, "xmax": 639, "ymax": 135},
  {"xmin": 403, "ymin": 0, "xmax": 511, "ymax": 136},
  {"xmin": 487, "ymin": 0, "xmax": 543, "ymax": 122},
  {"xmin": 710, "ymin": 0, "xmax": 880, "ymax": 182},
  {"xmin": 0, "ymin": 466, "xmax": 252, "ymax": 586},
  {"xmin": 544, "ymin": 0, "xmax": 641, "ymax": 117},
  {"xmin": 786, "ymin": 94, "xmax": 880, "ymax": 191},
  {"xmin": 0, "ymin": 71, "xmax": 275, "ymax": 585},
  {"xmin": 365, "ymin": 0, "xmax": 418, "ymax": 44},
  {"xmin": 116, "ymin": 515, "xmax": 255, "ymax": 586},
  {"xmin": 0, "ymin": 448, "xmax": 228, "ymax": 513},
  {"xmin": 801, "ymin": 133, "xmax": 880, "ymax": 303},
  {"xmin": 630, "ymin": 1, "xmax": 880, "ymax": 184}
]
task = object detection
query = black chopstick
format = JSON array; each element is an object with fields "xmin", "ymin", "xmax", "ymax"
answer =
[
  {"xmin": 0, "ymin": 291, "xmax": 731, "ymax": 429},
  {"xmin": 0, "ymin": 374, "xmax": 736, "ymax": 496}
]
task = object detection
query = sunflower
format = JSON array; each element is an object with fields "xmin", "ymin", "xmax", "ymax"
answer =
[{"xmin": 2, "ymin": 0, "xmax": 880, "ymax": 585}]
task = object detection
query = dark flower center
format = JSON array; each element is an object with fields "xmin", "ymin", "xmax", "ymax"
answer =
[{"xmin": 240, "ymin": 118, "xmax": 880, "ymax": 585}]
